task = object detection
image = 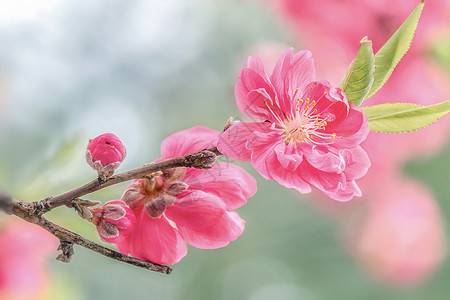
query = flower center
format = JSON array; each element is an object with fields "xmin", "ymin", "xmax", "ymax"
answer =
[
  {"xmin": 139, "ymin": 167, "xmax": 189, "ymax": 218},
  {"xmin": 266, "ymin": 83, "xmax": 343, "ymax": 146}
]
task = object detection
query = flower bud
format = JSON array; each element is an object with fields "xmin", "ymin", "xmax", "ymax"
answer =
[
  {"xmin": 90, "ymin": 200, "xmax": 135, "ymax": 243},
  {"xmin": 86, "ymin": 133, "xmax": 126, "ymax": 180}
]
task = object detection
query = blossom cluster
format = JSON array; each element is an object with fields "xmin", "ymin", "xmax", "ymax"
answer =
[
  {"xmin": 86, "ymin": 48, "xmax": 371, "ymax": 265},
  {"xmin": 87, "ymin": 128, "xmax": 257, "ymax": 265}
]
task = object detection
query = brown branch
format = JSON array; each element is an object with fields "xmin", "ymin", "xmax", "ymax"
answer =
[
  {"xmin": 0, "ymin": 147, "xmax": 223, "ymax": 274},
  {"xmin": 0, "ymin": 193, "xmax": 171, "ymax": 274},
  {"xmin": 33, "ymin": 147, "xmax": 220, "ymax": 215}
]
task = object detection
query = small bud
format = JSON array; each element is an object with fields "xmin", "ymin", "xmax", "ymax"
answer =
[
  {"xmin": 86, "ymin": 133, "xmax": 126, "ymax": 180},
  {"xmin": 188, "ymin": 150, "xmax": 217, "ymax": 169},
  {"xmin": 90, "ymin": 200, "xmax": 135, "ymax": 243},
  {"xmin": 223, "ymin": 117, "xmax": 236, "ymax": 131}
]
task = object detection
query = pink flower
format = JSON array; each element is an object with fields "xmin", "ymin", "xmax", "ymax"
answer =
[
  {"xmin": 86, "ymin": 133, "xmax": 126, "ymax": 180},
  {"xmin": 347, "ymin": 179, "xmax": 446, "ymax": 287},
  {"xmin": 217, "ymin": 49, "xmax": 370, "ymax": 201},
  {"xmin": 90, "ymin": 200, "xmax": 136, "ymax": 243},
  {"xmin": 0, "ymin": 220, "xmax": 58, "ymax": 300},
  {"xmin": 114, "ymin": 126, "xmax": 257, "ymax": 265}
]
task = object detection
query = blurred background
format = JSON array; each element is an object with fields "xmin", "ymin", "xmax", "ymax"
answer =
[{"xmin": 0, "ymin": 0, "xmax": 449, "ymax": 299}]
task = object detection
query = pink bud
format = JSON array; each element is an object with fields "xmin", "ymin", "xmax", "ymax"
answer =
[
  {"xmin": 91, "ymin": 200, "xmax": 135, "ymax": 243},
  {"xmin": 86, "ymin": 133, "xmax": 126, "ymax": 180}
]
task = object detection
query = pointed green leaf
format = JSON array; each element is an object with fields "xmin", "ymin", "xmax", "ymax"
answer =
[
  {"xmin": 363, "ymin": 100, "xmax": 450, "ymax": 133},
  {"xmin": 339, "ymin": 37, "xmax": 374, "ymax": 106},
  {"xmin": 365, "ymin": 1, "xmax": 425, "ymax": 99}
]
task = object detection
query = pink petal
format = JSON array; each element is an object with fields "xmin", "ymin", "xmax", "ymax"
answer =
[
  {"xmin": 183, "ymin": 163, "xmax": 257, "ymax": 210},
  {"xmin": 160, "ymin": 126, "xmax": 219, "ymax": 159},
  {"xmin": 177, "ymin": 211, "xmax": 245, "ymax": 249},
  {"xmin": 115, "ymin": 206, "xmax": 187, "ymax": 265},
  {"xmin": 299, "ymin": 144, "xmax": 346, "ymax": 174},
  {"xmin": 327, "ymin": 107, "xmax": 370, "ymax": 149},
  {"xmin": 275, "ymin": 142, "xmax": 303, "ymax": 171},
  {"xmin": 217, "ymin": 121, "xmax": 272, "ymax": 161},
  {"xmin": 248, "ymin": 130, "xmax": 285, "ymax": 181},
  {"xmin": 235, "ymin": 68, "xmax": 279, "ymax": 121},
  {"xmin": 270, "ymin": 48, "xmax": 316, "ymax": 114},
  {"xmin": 249, "ymin": 131, "xmax": 311, "ymax": 193},
  {"xmin": 341, "ymin": 146, "xmax": 371, "ymax": 180},
  {"xmin": 247, "ymin": 56, "xmax": 270, "ymax": 80},
  {"xmin": 299, "ymin": 161, "xmax": 360, "ymax": 201},
  {"xmin": 164, "ymin": 191, "xmax": 226, "ymax": 230}
]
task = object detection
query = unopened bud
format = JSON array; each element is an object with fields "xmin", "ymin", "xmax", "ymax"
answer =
[
  {"xmin": 188, "ymin": 150, "xmax": 217, "ymax": 169},
  {"xmin": 90, "ymin": 200, "xmax": 135, "ymax": 243},
  {"xmin": 86, "ymin": 133, "xmax": 126, "ymax": 180}
]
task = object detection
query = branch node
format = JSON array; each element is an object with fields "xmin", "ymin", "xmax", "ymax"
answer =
[
  {"xmin": 57, "ymin": 241, "xmax": 74, "ymax": 263},
  {"xmin": 186, "ymin": 150, "xmax": 217, "ymax": 169}
]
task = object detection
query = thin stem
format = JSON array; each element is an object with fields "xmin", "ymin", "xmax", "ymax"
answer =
[
  {"xmin": 0, "ymin": 195, "xmax": 171, "ymax": 274},
  {"xmin": 34, "ymin": 147, "xmax": 220, "ymax": 215},
  {"xmin": 0, "ymin": 146, "xmax": 221, "ymax": 274}
]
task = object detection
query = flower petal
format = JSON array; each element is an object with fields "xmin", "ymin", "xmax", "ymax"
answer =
[
  {"xmin": 177, "ymin": 211, "xmax": 245, "ymax": 249},
  {"xmin": 328, "ymin": 107, "xmax": 370, "ymax": 149},
  {"xmin": 217, "ymin": 121, "xmax": 271, "ymax": 161},
  {"xmin": 248, "ymin": 131, "xmax": 285, "ymax": 181},
  {"xmin": 300, "ymin": 144, "xmax": 347, "ymax": 174},
  {"xmin": 341, "ymin": 146, "xmax": 371, "ymax": 180},
  {"xmin": 270, "ymin": 48, "xmax": 316, "ymax": 114},
  {"xmin": 115, "ymin": 206, "xmax": 187, "ymax": 265},
  {"xmin": 249, "ymin": 131, "xmax": 311, "ymax": 193},
  {"xmin": 160, "ymin": 126, "xmax": 219, "ymax": 159},
  {"xmin": 235, "ymin": 68, "xmax": 279, "ymax": 121},
  {"xmin": 165, "ymin": 191, "xmax": 225, "ymax": 230},
  {"xmin": 300, "ymin": 161, "xmax": 361, "ymax": 201},
  {"xmin": 183, "ymin": 163, "xmax": 257, "ymax": 210}
]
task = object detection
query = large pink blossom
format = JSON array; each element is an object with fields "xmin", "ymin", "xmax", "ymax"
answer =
[
  {"xmin": 91, "ymin": 200, "xmax": 136, "ymax": 244},
  {"xmin": 217, "ymin": 49, "xmax": 370, "ymax": 201},
  {"xmin": 114, "ymin": 126, "xmax": 257, "ymax": 265},
  {"xmin": 0, "ymin": 220, "xmax": 58, "ymax": 300}
]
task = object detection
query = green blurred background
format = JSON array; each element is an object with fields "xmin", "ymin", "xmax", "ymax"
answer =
[{"xmin": 0, "ymin": 0, "xmax": 449, "ymax": 299}]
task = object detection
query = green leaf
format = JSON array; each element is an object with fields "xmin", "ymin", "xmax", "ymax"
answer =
[
  {"xmin": 363, "ymin": 100, "xmax": 450, "ymax": 133},
  {"xmin": 365, "ymin": 1, "xmax": 425, "ymax": 99},
  {"xmin": 339, "ymin": 37, "xmax": 374, "ymax": 106}
]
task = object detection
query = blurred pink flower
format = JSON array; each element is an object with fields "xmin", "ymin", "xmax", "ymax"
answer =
[
  {"xmin": 115, "ymin": 126, "xmax": 257, "ymax": 265},
  {"xmin": 0, "ymin": 220, "xmax": 57, "ymax": 300},
  {"xmin": 346, "ymin": 179, "xmax": 446, "ymax": 287},
  {"xmin": 218, "ymin": 49, "xmax": 370, "ymax": 201},
  {"xmin": 91, "ymin": 200, "xmax": 136, "ymax": 244},
  {"xmin": 86, "ymin": 133, "xmax": 126, "ymax": 179},
  {"xmin": 264, "ymin": 0, "xmax": 450, "ymax": 81}
]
